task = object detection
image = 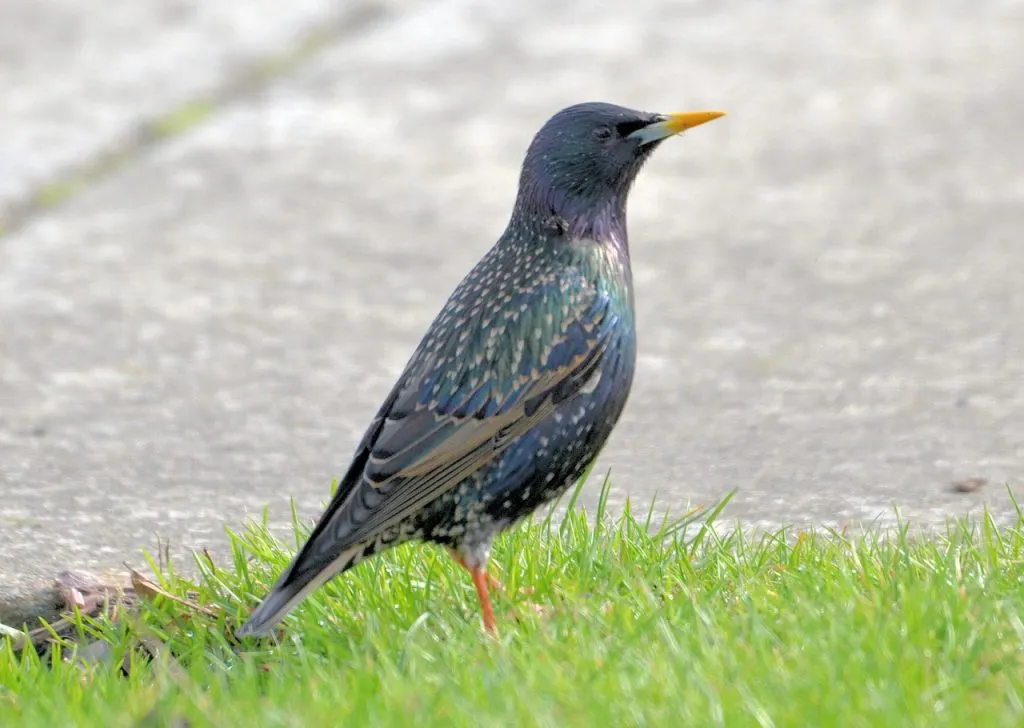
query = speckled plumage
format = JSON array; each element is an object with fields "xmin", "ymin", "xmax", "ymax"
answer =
[{"xmin": 238, "ymin": 102, "xmax": 725, "ymax": 637}]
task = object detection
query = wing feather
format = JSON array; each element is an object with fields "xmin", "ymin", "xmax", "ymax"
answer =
[
  {"xmin": 337, "ymin": 325, "xmax": 613, "ymax": 544},
  {"xmin": 285, "ymin": 271, "xmax": 616, "ymax": 581}
]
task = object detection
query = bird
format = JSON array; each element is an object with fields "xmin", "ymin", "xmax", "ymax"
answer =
[{"xmin": 237, "ymin": 102, "xmax": 725, "ymax": 638}]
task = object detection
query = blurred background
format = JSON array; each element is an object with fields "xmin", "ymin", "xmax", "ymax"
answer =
[{"xmin": 1, "ymin": 0, "xmax": 1022, "ymax": 595}]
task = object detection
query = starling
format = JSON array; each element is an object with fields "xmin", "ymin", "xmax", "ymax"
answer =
[{"xmin": 237, "ymin": 102, "xmax": 725, "ymax": 637}]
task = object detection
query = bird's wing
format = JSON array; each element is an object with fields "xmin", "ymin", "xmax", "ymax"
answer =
[
  {"xmin": 296, "ymin": 277, "xmax": 616, "ymax": 568},
  {"xmin": 237, "ymin": 271, "xmax": 620, "ymax": 636}
]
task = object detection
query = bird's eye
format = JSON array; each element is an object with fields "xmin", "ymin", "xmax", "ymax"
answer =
[{"xmin": 593, "ymin": 126, "xmax": 613, "ymax": 141}]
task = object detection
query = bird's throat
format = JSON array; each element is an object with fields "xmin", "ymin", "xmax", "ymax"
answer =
[{"xmin": 514, "ymin": 189, "xmax": 631, "ymax": 244}]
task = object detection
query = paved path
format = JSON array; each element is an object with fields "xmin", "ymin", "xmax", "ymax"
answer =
[{"xmin": 2, "ymin": 0, "xmax": 1023, "ymax": 625}]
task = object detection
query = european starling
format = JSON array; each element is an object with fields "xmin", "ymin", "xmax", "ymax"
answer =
[{"xmin": 237, "ymin": 102, "xmax": 725, "ymax": 637}]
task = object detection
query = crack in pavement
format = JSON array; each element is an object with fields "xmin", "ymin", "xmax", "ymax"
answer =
[
  {"xmin": 0, "ymin": 1, "xmax": 395, "ymax": 628},
  {"xmin": 0, "ymin": 2, "xmax": 388, "ymax": 241}
]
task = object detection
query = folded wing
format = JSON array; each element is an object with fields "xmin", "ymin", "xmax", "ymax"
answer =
[{"xmin": 289, "ymin": 276, "xmax": 616, "ymax": 581}]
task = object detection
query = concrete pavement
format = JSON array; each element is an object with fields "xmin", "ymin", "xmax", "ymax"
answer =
[
  {"xmin": 2, "ymin": 0, "xmax": 1023, "ymax": 626},
  {"xmin": 0, "ymin": 0, "xmax": 399, "ymax": 230}
]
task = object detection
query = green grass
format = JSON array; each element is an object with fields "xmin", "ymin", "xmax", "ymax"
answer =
[
  {"xmin": 33, "ymin": 177, "xmax": 88, "ymax": 209},
  {"xmin": 149, "ymin": 100, "xmax": 216, "ymax": 139},
  {"xmin": 3, "ymin": 477, "xmax": 1024, "ymax": 727}
]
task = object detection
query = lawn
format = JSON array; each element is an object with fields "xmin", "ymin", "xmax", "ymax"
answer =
[{"xmin": 2, "ymin": 476, "xmax": 1024, "ymax": 727}]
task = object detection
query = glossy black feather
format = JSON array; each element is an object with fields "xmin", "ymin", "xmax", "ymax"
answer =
[{"xmin": 238, "ymin": 102, "xmax": 676, "ymax": 637}]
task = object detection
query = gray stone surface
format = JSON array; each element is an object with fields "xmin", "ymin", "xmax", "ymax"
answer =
[
  {"xmin": 0, "ymin": 0, "xmax": 395, "ymax": 225},
  {"xmin": 2, "ymin": 0, "xmax": 1024, "ymax": 623}
]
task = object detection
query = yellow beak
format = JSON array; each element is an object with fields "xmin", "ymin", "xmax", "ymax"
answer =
[{"xmin": 628, "ymin": 110, "xmax": 726, "ymax": 145}]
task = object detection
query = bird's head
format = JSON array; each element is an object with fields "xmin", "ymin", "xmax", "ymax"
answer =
[{"xmin": 514, "ymin": 102, "xmax": 725, "ymax": 234}]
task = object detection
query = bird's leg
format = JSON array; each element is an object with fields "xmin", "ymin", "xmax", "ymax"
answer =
[
  {"xmin": 447, "ymin": 548, "xmax": 501, "ymax": 634},
  {"xmin": 447, "ymin": 548, "xmax": 504, "ymax": 593},
  {"xmin": 470, "ymin": 565, "xmax": 499, "ymax": 635},
  {"xmin": 448, "ymin": 549, "xmax": 543, "ymax": 632}
]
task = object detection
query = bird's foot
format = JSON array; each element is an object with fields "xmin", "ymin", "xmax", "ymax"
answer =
[
  {"xmin": 506, "ymin": 587, "xmax": 548, "ymax": 624},
  {"xmin": 447, "ymin": 549, "xmax": 546, "ymax": 634}
]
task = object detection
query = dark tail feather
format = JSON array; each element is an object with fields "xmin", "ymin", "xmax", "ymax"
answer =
[{"xmin": 236, "ymin": 542, "xmax": 362, "ymax": 638}]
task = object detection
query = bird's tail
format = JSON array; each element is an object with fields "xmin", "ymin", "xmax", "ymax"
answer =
[{"xmin": 236, "ymin": 542, "xmax": 363, "ymax": 638}]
